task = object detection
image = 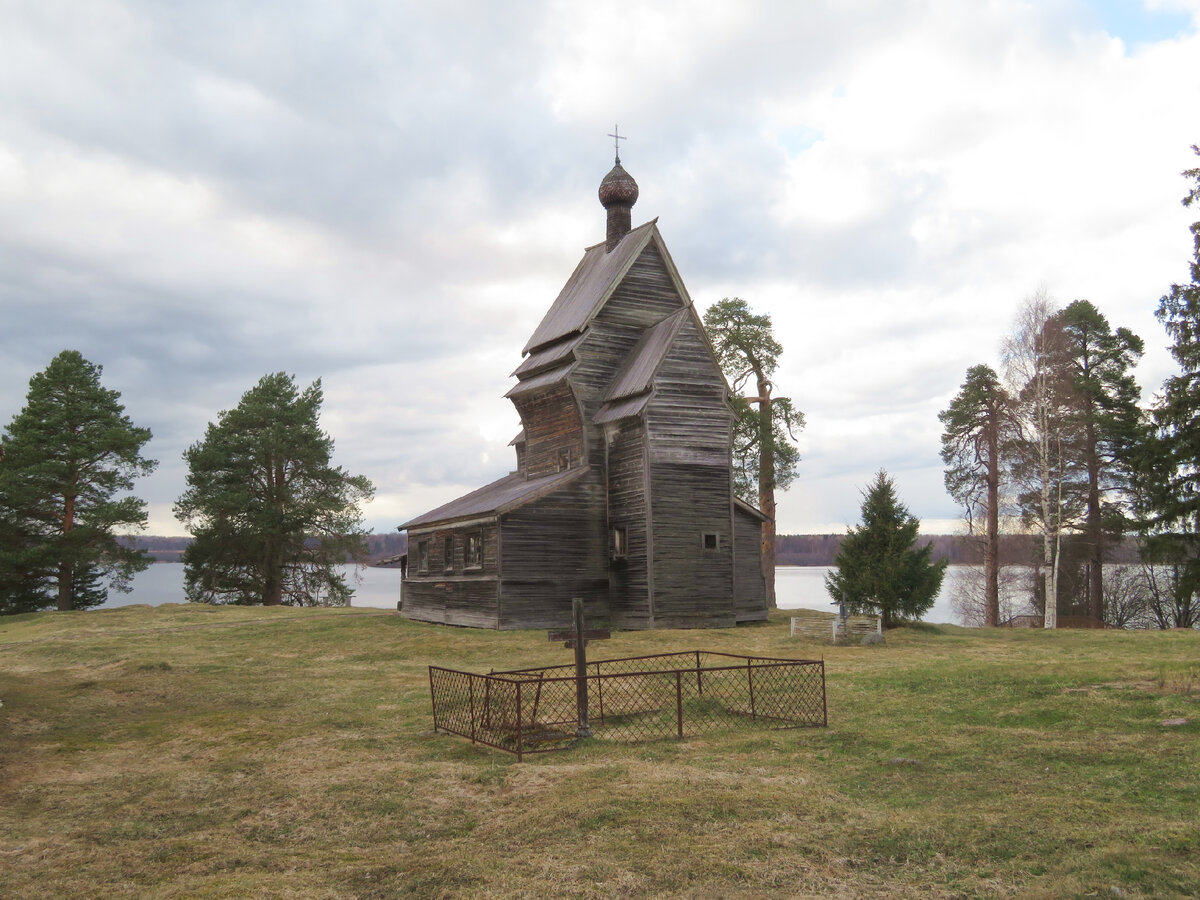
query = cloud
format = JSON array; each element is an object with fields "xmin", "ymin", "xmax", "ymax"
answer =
[{"xmin": 0, "ymin": 0, "xmax": 1197, "ymax": 538}]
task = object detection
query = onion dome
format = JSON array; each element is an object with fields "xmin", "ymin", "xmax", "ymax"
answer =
[
  {"xmin": 599, "ymin": 161, "xmax": 638, "ymax": 251},
  {"xmin": 598, "ymin": 162, "xmax": 640, "ymax": 209}
]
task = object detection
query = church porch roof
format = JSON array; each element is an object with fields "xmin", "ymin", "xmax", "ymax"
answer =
[{"xmin": 400, "ymin": 467, "xmax": 590, "ymax": 531}]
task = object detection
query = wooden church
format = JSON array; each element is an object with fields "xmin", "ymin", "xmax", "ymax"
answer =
[{"xmin": 400, "ymin": 152, "xmax": 769, "ymax": 630}]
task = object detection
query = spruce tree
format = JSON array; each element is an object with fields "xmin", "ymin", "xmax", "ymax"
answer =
[
  {"xmin": 825, "ymin": 470, "xmax": 947, "ymax": 628},
  {"xmin": 174, "ymin": 373, "xmax": 375, "ymax": 606},
  {"xmin": 1141, "ymin": 145, "xmax": 1200, "ymax": 624},
  {"xmin": 0, "ymin": 350, "xmax": 156, "ymax": 614}
]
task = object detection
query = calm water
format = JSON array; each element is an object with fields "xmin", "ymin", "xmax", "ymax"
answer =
[{"xmin": 101, "ymin": 563, "xmax": 964, "ymax": 624}]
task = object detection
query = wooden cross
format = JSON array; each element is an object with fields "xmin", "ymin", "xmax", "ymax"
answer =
[
  {"xmin": 548, "ymin": 597, "xmax": 610, "ymax": 737},
  {"xmin": 608, "ymin": 125, "xmax": 627, "ymax": 164}
]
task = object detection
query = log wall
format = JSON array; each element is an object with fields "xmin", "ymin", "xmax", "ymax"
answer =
[
  {"xmin": 402, "ymin": 522, "xmax": 501, "ymax": 627},
  {"xmin": 604, "ymin": 418, "xmax": 652, "ymax": 628},
  {"xmin": 510, "ymin": 381, "xmax": 585, "ymax": 478},
  {"xmin": 644, "ymin": 319, "xmax": 736, "ymax": 628},
  {"xmin": 498, "ymin": 471, "xmax": 608, "ymax": 630},
  {"xmin": 733, "ymin": 505, "xmax": 768, "ymax": 622}
]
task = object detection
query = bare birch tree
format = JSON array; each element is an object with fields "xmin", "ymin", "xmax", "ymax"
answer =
[{"xmin": 1002, "ymin": 291, "xmax": 1070, "ymax": 628}]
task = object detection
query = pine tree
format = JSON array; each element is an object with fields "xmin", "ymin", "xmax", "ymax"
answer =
[
  {"xmin": 825, "ymin": 470, "xmax": 947, "ymax": 628},
  {"xmin": 1050, "ymin": 300, "xmax": 1144, "ymax": 622},
  {"xmin": 0, "ymin": 350, "xmax": 156, "ymax": 614},
  {"xmin": 174, "ymin": 373, "xmax": 375, "ymax": 606},
  {"xmin": 939, "ymin": 364, "xmax": 1015, "ymax": 626},
  {"xmin": 702, "ymin": 298, "xmax": 805, "ymax": 606}
]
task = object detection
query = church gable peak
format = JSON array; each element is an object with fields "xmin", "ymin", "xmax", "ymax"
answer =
[{"xmin": 520, "ymin": 219, "xmax": 661, "ymax": 356}]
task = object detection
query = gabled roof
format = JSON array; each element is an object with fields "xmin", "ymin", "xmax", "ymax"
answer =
[
  {"xmin": 603, "ymin": 307, "xmax": 690, "ymax": 402},
  {"xmin": 734, "ymin": 496, "xmax": 772, "ymax": 523},
  {"xmin": 593, "ymin": 392, "xmax": 651, "ymax": 425},
  {"xmin": 504, "ymin": 362, "xmax": 574, "ymax": 399},
  {"xmin": 521, "ymin": 219, "xmax": 689, "ymax": 355},
  {"xmin": 511, "ymin": 332, "xmax": 585, "ymax": 379},
  {"xmin": 401, "ymin": 467, "xmax": 589, "ymax": 530}
]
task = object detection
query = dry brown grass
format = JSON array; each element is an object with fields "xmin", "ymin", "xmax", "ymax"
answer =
[{"xmin": 1, "ymin": 605, "xmax": 1198, "ymax": 898}]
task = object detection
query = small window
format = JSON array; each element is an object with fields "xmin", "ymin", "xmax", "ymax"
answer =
[
  {"xmin": 417, "ymin": 540, "xmax": 430, "ymax": 574},
  {"xmin": 558, "ymin": 448, "xmax": 570, "ymax": 471},
  {"xmin": 612, "ymin": 526, "xmax": 628, "ymax": 559},
  {"xmin": 443, "ymin": 536, "xmax": 455, "ymax": 572},
  {"xmin": 465, "ymin": 532, "xmax": 483, "ymax": 569},
  {"xmin": 702, "ymin": 533, "xmax": 720, "ymax": 551}
]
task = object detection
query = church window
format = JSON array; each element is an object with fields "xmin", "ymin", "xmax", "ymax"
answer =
[
  {"xmin": 465, "ymin": 532, "xmax": 483, "ymax": 569},
  {"xmin": 443, "ymin": 536, "xmax": 455, "ymax": 572},
  {"xmin": 417, "ymin": 540, "xmax": 430, "ymax": 574},
  {"xmin": 558, "ymin": 448, "xmax": 570, "ymax": 471},
  {"xmin": 612, "ymin": 526, "xmax": 628, "ymax": 558},
  {"xmin": 702, "ymin": 532, "xmax": 720, "ymax": 551}
]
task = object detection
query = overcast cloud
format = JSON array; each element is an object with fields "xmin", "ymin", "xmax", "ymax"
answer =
[{"xmin": 2, "ymin": 0, "xmax": 1199, "ymax": 537}]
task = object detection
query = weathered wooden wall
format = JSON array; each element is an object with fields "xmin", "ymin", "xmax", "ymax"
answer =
[
  {"xmin": 402, "ymin": 522, "xmax": 501, "ymax": 628},
  {"xmin": 604, "ymin": 418, "xmax": 652, "ymax": 628},
  {"xmin": 644, "ymin": 318, "xmax": 736, "ymax": 628},
  {"xmin": 510, "ymin": 381, "xmax": 585, "ymax": 477},
  {"xmin": 498, "ymin": 471, "xmax": 608, "ymax": 630},
  {"xmin": 733, "ymin": 505, "xmax": 768, "ymax": 622}
]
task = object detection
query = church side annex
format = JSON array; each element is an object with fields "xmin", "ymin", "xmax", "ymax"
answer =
[{"xmin": 399, "ymin": 150, "xmax": 769, "ymax": 630}]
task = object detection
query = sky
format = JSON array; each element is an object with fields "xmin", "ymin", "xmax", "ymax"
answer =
[{"xmin": 2, "ymin": 0, "xmax": 1199, "ymax": 538}]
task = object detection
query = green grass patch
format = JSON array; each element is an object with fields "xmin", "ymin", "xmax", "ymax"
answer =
[{"xmin": 0, "ymin": 608, "xmax": 1197, "ymax": 898}]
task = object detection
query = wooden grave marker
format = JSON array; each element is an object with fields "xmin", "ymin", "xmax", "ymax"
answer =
[{"xmin": 548, "ymin": 598, "xmax": 610, "ymax": 737}]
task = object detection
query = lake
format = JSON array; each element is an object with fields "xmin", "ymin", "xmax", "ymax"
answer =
[{"xmin": 100, "ymin": 564, "xmax": 965, "ymax": 624}]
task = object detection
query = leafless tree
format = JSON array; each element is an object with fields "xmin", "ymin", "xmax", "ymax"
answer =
[
  {"xmin": 1002, "ymin": 290, "xmax": 1074, "ymax": 628},
  {"xmin": 1102, "ymin": 565, "xmax": 1151, "ymax": 629},
  {"xmin": 950, "ymin": 563, "xmax": 1036, "ymax": 627}
]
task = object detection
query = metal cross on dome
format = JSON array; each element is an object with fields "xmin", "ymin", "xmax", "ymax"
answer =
[{"xmin": 608, "ymin": 125, "xmax": 626, "ymax": 164}]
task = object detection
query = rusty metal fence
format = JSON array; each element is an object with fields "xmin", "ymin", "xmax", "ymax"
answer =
[{"xmin": 428, "ymin": 651, "xmax": 826, "ymax": 760}]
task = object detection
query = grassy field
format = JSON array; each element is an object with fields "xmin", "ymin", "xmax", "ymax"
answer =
[{"xmin": 1, "ymin": 605, "xmax": 1197, "ymax": 899}]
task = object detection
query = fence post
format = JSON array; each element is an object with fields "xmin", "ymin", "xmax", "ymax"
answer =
[
  {"xmin": 516, "ymin": 680, "xmax": 523, "ymax": 762},
  {"xmin": 594, "ymin": 661, "xmax": 605, "ymax": 723},
  {"xmin": 483, "ymin": 676, "xmax": 492, "ymax": 730},
  {"xmin": 820, "ymin": 660, "xmax": 828, "ymax": 727},
  {"xmin": 695, "ymin": 649, "xmax": 703, "ymax": 696},
  {"xmin": 675, "ymin": 670, "xmax": 684, "ymax": 739},
  {"xmin": 469, "ymin": 676, "xmax": 477, "ymax": 744},
  {"xmin": 747, "ymin": 659, "xmax": 757, "ymax": 720},
  {"xmin": 428, "ymin": 668, "xmax": 439, "ymax": 732},
  {"xmin": 573, "ymin": 598, "xmax": 592, "ymax": 738},
  {"xmin": 528, "ymin": 673, "xmax": 542, "ymax": 725}
]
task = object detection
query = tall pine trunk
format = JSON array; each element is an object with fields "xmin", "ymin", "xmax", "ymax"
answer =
[
  {"xmin": 57, "ymin": 492, "xmax": 76, "ymax": 611},
  {"xmin": 757, "ymin": 376, "xmax": 776, "ymax": 608},
  {"xmin": 1085, "ymin": 417, "xmax": 1104, "ymax": 624},
  {"xmin": 985, "ymin": 422, "xmax": 1000, "ymax": 627},
  {"xmin": 57, "ymin": 560, "xmax": 73, "ymax": 611}
]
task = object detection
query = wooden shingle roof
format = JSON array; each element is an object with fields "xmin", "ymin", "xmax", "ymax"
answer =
[
  {"xmin": 603, "ymin": 307, "xmax": 690, "ymax": 402},
  {"xmin": 401, "ymin": 467, "xmax": 589, "ymax": 530},
  {"xmin": 520, "ymin": 219, "xmax": 661, "ymax": 355}
]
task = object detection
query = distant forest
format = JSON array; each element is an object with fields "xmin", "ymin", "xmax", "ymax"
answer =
[
  {"xmin": 121, "ymin": 534, "xmax": 408, "ymax": 565},
  {"xmin": 775, "ymin": 533, "xmax": 1139, "ymax": 566},
  {"xmin": 124, "ymin": 532, "xmax": 1139, "ymax": 567}
]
